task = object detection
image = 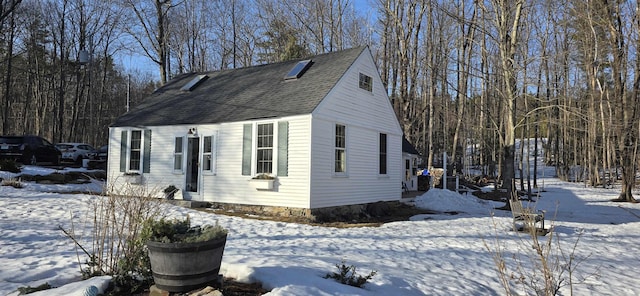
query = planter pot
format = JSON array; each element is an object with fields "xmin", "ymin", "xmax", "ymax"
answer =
[
  {"xmin": 146, "ymin": 234, "xmax": 227, "ymax": 292},
  {"xmin": 123, "ymin": 174, "xmax": 142, "ymax": 184},
  {"xmin": 164, "ymin": 188, "xmax": 179, "ymax": 200},
  {"xmin": 249, "ymin": 179, "xmax": 274, "ymax": 190}
]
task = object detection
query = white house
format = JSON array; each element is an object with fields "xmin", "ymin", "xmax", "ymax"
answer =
[
  {"xmin": 107, "ymin": 47, "xmax": 403, "ymax": 218},
  {"xmin": 402, "ymin": 137, "xmax": 421, "ymax": 192}
]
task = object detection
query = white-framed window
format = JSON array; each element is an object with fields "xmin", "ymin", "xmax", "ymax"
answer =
[
  {"xmin": 359, "ymin": 72, "xmax": 372, "ymax": 92},
  {"xmin": 202, "ymin": 135, "xmax": 215, "ymax": 173},
  {"xmin": 379, "ymin": 133, "xmax": 387, "ymax": 175},
  {"xmin": 173, "ymin": 136, "xmax": 183, "ymax": 171},
  {"xmin": 120, "ymin": 129, "xmax": 151, "ymax": 174},
  {"xmin": 256, "ymin": 123, "xmax": 274, "ymax": 174},
  {"xmin": 129, "ymin": 130, "xmax": 142, "ymax": 171},
  {"xmin": 335, "ymin": 124, "xmax": 346, "ymax": 174},
  {"xmin": 242, "ymin": 121, "xmax": 289, "ymax": 177}
]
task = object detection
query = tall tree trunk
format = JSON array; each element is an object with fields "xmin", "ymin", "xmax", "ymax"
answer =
[
  {"xmin": 485, "ymin": 0, "xmax": 524, "ymax": 201},
  {"xmin": 2, "ymin": 6, "xmax": 15, "ymax": 134},
  {"xmin": 615, "ymin": 0, "xmax": 640, "ymax": 202},
  {"xmin": 451, "ymin": 1, "xmax": 476, "ymax": 170}
]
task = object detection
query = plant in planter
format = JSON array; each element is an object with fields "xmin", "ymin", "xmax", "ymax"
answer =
[
  {"xmin": 163, "ymin": 185, "xmax": 178, "ymax": 200},
  {"xmin": 251, "ymin": 173, "xmax": 275, "ymax": 180},
  {"xmin": 142, "ymin": 216, "xmax": 228, "ymax": 293}
]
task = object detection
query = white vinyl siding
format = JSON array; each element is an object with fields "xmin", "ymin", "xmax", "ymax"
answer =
[
  {"xmin": 211, "ymin": 116, "xmax": 310, "ymax": 208},
  {"xmin": 105, "ymin": 117, "xmax": 308, "ymax": 207},
  {"xmin": 310, "ymin": 50, "xmax": 403, "ymax": 208}
]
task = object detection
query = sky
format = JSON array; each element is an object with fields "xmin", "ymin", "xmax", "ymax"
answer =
[
  {"xmin": 120, "ymin": 0, "xmax": 378, "ymax": 82},
  {"xmin": 2, "ymin": 153, "xmax": 640, "ymax": 295}
]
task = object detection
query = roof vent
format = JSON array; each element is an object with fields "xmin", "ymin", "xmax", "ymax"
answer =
[
  {"xmin": 284, "ymin": 60, "xmax": 312, "ymax": 80},
  {"xmin": 181, "ymin": 74, "xmax": 208, "ymax": 91}
]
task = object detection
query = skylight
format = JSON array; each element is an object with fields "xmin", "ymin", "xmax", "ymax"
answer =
[
  {"xmin": 284, "ymin": 60, "xmax": 312, "ymax": 80},
  {"xmin": 181, "ymin": 74, "xmax": 208, "ymax": 91}
]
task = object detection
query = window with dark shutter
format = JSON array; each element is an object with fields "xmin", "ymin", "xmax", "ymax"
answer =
[
  {"xmin": 335, "ymin": 124, "xmax": 346, "ymax": 173},
  {"xmin": 379, "ymin": 133, "xmax": 387, "ymax": 174}
]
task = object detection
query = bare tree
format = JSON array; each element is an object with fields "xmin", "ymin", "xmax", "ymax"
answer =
[
  {"xmin": 0, "ymin": 0, "xmax": 20, "ymax": 134},
  {"xmin": 123, "ymin": 0, "xmax": 175, "ymax": 84},
  {"xmin": 450, "ymin": 0, "xmax": 477, "ymax": 170},
  {"xmin": 604, "ymin": 0, "xmax": 639, "ymax": 202},
  {"xmin": 479, "ymin": 0, "xmax": 525, "ymax": 199}
]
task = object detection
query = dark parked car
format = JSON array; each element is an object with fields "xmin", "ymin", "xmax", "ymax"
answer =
[
  {"xmin": 91, "ymin": 145, "xmax": 108, "ymax": 161},
  {"xmin": 0, "ymin": 135, "xmax": 61, "ymax": 165},
  {"xmin": 87, "ymin": 144, "xmax": 108, "ymax": 170}
]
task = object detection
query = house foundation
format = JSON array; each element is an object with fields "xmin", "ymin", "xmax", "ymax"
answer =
[{"xmin": 208, "ymin": 201, "xmax": 394, "ymax": 223}]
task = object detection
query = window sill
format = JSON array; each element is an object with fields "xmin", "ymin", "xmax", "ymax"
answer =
[{"xmin": 358, "ymin": 88, "xmax": 374, "ymax": 95}]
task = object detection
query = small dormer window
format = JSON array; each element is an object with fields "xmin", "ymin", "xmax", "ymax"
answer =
[
  {"xmin": 181, "ymin": 74, "xmax": 208, "ymax": 91},
  {"xmin": 359, "ymin": 73, "xmax": 372, "ymax": 92},
  {"xmin": 285, "ymin": 60, "xmax": 312, "ymax": 80}
]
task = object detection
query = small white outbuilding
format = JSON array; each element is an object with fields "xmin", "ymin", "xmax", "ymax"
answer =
[{"xmin": 107, "ymin": 47, "xmax": 403, "ymax": 217}]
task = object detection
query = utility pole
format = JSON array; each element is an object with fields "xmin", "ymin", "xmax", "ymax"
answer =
[{"xmin": 79, "ymin": 36, "xmax": 93, "ymax": 144}]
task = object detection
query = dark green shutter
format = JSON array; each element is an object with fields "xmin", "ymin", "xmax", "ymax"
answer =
[
  {"xmin": 277, "ymin": 121, "xmax": 288, "ymax": 176},
  {"xmin": 242, "ymin": 124, "xmax": 252, "ymax": 175},
  {"xmin": 120, "ymin": 130, "xmax": 127, "ymax": 172},
  {"xmin": 143, "ymin": 130, "xmax": 152, "ymax": 173}
]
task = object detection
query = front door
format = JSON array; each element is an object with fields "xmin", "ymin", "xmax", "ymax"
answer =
[{"xmin": 185, "ymin": 137, "xmax": 200, "ymax": 199}]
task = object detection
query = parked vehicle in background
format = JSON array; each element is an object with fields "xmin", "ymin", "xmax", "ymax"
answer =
[
  {"xmin": 0, "ymin": 135, "xmax": 61, "ymax": 165},
  {"xmin": 55, "ymin": 143, "xmax": 97, "ymax": 164},
  {"xmin": 90, "ymin": 145, "xmax": 108, "ymax": 161},
  {"xmin": 87, "ymin": 144, "xmax": 108, "ymax": 170}
]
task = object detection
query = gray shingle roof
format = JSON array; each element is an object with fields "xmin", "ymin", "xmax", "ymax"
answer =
[
  {"xmin": 111, "ymin": 47, "xmax": 367, "ymax": 127},
  {"xmin": 403, "ymin": 136, "xmax": 421, "ymax": 155}
]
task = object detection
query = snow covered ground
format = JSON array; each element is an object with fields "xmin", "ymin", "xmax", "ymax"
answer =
[{"xmin": 1, "ymin": 165, "xmax": 640, "ymax": 295}]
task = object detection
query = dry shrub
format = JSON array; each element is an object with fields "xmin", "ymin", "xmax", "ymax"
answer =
[
  {"xmin": 1, "ymin": 177, "xmax": 23, "ymax": 188},
  {"xmin": 484, "ymin": 204, "xmax": 598, "ymax": 296},
  {"xmin": 61, "ymin": 180, "xmax": 168, "ymax": 294}
]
